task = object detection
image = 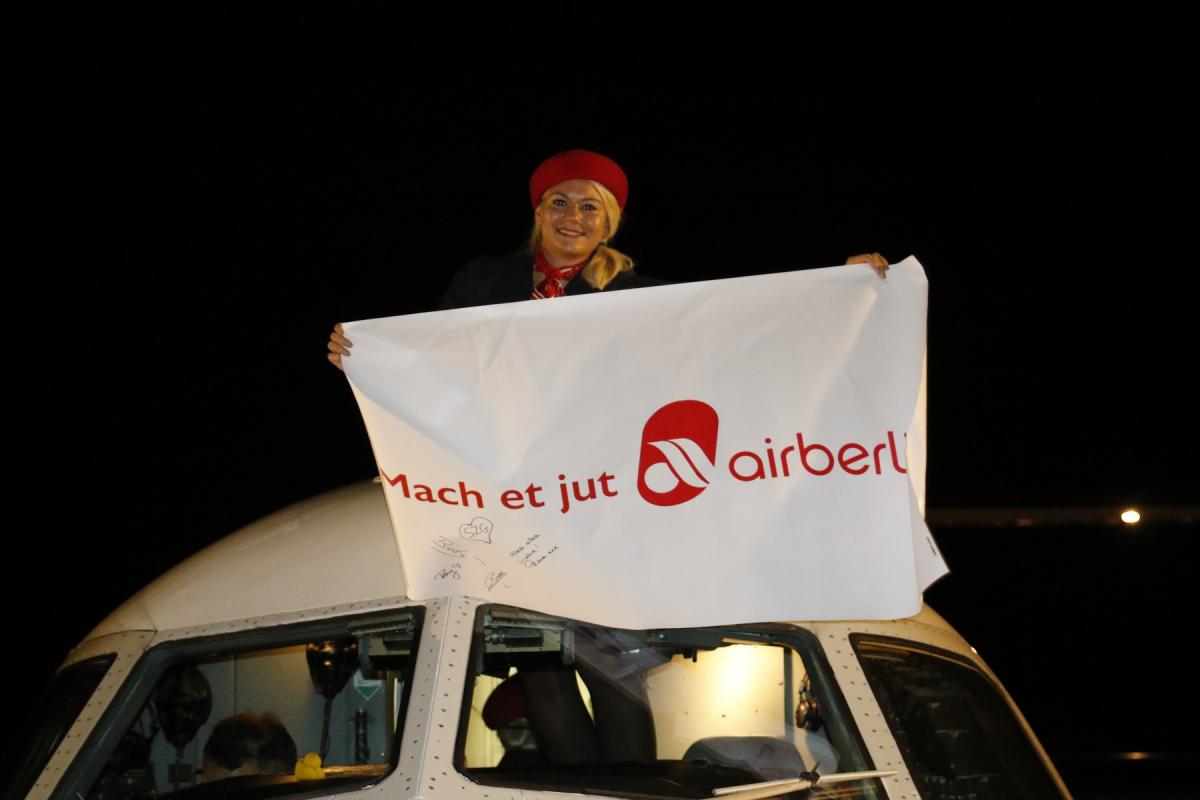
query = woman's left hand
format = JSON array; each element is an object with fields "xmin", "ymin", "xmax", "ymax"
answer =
[{"xmin": 845, "ymin": 252, "xmax": 889, "ymax": 279}]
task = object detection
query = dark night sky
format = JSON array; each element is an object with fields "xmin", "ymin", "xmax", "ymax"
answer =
[{"xmin": 8, "ymin": 6, "xmax": 1199, "ymax": 780}]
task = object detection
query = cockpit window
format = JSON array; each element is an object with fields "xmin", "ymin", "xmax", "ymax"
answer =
[
  {"xmin": 455, "ymin": 606, "xmax": 885, "ymax": 799},
  {"xmin": 852, "ymin": 635, "xmax": 1067, "ymax": 800},
  {"xmin": 76, "ymin": 608, "xmax": 423, "ymax": 800},
  {"xmin": 4, "ymin": 654, "xmax": 114, "ymax": 800}
]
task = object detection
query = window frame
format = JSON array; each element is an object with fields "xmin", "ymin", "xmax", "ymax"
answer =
[
  {"xmin": 850, "ymin": 633, "xmax": 1069, "ymax": 800},
  {"xmin": 51, "ymin": 605, "xmax": 426, "ymax": 800},
  {"xmin": 6, "ymin": 653, "xmax": 117, "ymax": 800},
  {"xmin": 452, "ymin": 605, "xmax": 885, "ymax": 799}
]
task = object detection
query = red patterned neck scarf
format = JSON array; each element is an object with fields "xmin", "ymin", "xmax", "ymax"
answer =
[{"xmin": 533, "ymin": 248, "xmax": 586, "ymax": 299}]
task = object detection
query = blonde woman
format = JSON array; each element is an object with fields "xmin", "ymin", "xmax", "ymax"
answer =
[{"xmin": 327, "ymin": 150, "xmax": 886, "ymax": 369}]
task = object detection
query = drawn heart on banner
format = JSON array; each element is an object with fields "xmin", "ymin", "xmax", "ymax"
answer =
[{"xmin": 459, "ymin": 517, "xmax": 494, "ymax": 543}]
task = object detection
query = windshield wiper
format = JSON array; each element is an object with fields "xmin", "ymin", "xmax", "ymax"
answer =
[{"xmin": 712, "ymin": 769, "xmax": 897, "ymax": 800}]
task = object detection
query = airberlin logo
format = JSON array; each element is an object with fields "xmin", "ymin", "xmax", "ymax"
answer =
[
  {"xmin": 637, "ymin": 400, "xmax": 720, "ymax": 506},
  {"xmin": 635, "ymin": 399, "xmax": 908, "ymax": 508}
]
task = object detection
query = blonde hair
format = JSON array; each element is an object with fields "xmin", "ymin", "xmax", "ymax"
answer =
[{"xmin": 530, "ymin": 181, "xmax": 634, "ymax": 290}]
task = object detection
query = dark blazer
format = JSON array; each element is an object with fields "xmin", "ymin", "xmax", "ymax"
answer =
[{"xmin": 439, "ymin": 250, "xmax": 662, "ymax": 310}]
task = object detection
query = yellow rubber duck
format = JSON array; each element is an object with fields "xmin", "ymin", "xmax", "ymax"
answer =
[{"xmin": 294, "ymin": 752, "xmax": 326, "ymax": 780}]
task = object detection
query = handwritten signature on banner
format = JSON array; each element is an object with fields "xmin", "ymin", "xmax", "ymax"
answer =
[
  {"xmin": 434, "ymin": 563, "xmax": 461, "ymax": 581},
  {"xmin": 430, "ymin": 517, "xmax": 516, "ymax": 589},
  {"xmin": 429, "ymin": 526, "xmax": 560, "ymax": 585},
  {"xmin": 509, "ymin": 533, "xmax": 559, "ymax": 570}
]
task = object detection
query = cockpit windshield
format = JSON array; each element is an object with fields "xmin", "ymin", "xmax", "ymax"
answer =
[
  {"xmin": 59, "ymin": 609, "xmax": 424, "ymax": 800},
  {"xmin": 456, "ymin": 607, "xmax": 886, "ymax": 799},
  {"xmin": 4, "ymin": 654, "xmax": 114, "ymax": 800}
]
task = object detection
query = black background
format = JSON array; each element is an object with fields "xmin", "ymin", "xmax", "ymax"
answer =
[{"xmin": 8, "ymin": 7, "xmax": 1198, "ymax": 794}]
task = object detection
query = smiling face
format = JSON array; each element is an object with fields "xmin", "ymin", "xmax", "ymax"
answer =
[{"xmin": 534, "ymin": 179, "xmax": 611, "ymax": 267}]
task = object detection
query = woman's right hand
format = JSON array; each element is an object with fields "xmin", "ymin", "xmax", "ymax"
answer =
[{"xmin": 327, "ymin": 323, "xmax": 353, "ymax": 371}]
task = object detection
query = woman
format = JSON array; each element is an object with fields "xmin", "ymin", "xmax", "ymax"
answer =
[{"xmin": 327, "ymin": 149, "xmax": 887, "ymax": 370}]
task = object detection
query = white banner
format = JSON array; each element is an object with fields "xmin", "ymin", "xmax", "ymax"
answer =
[{"xmin": 344, "ymin": 257, "xmax": 946, "ymax": 628}]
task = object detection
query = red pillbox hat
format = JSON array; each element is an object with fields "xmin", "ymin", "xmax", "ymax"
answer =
[{"xmin": 529, "ymin": 149, "xmax": 629, "ymax": 210}]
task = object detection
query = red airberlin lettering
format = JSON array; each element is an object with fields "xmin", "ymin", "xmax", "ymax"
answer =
[
  {"xmin": 637, "ymin": 400, "xmax": 720, "ymax": 506},
  {"xmin": 726, "ymin": 431, "xmax": 908, "ymax": 480}
]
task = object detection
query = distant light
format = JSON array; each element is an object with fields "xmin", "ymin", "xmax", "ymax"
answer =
[{"xmin": 1121, "ymin": 509, "xmax": 1141, "ymax": 525}]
